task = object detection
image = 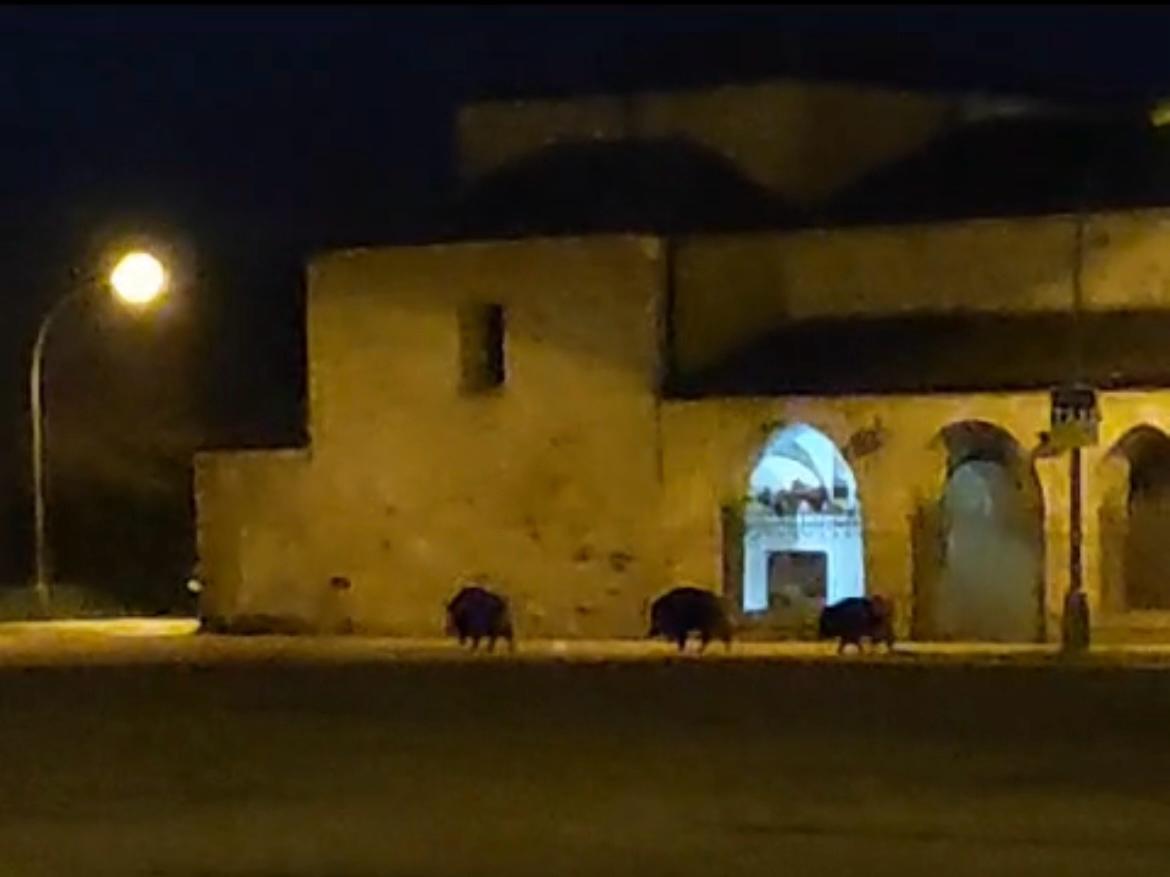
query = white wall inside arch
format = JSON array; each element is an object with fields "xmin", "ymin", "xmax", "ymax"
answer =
[{"xmin": 743, "ymin": 423, "xmax": 865, "ymax": 613}]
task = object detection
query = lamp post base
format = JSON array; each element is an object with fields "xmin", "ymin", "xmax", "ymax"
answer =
[{"xmin": 1060, "ymin": 589, "xmax": 1091, "ymax": 655}]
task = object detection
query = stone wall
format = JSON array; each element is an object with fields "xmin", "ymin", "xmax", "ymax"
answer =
[
  {"xmin": 673, "ymin": 209, "xmax": 1170, "ymax": 374},
  {"xmin": 457, "ymin": 81, "xmax": 954, "ymax": 206},
  {"xmin": 194, "ymin": 209, "xmax": 1170, "ymax": 642},
  {"xmin": 196, "ymin": 236, "xmax": 669, "ymax": 637},
  {"xmin": 661, "ymin": 390, "xmax": 1170, "ymax": 642},
  {"xmin": 193, "ymin": 449, "xmax": 316, "ymax": 623}
]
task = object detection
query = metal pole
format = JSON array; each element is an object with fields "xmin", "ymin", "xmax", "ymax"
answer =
[
  {"xmin": 1061, "ymin": 206, "xmax": 1091, "ymax": 653},
  {"xmin": 30, "ymin": 318, "xmax": 49, "ymax": 614},
  {"xmin": 29, "ymin": 289, "xmax": 84, "ymax": 616},
  {"xmin": 1063, "ymin": 441, "xmax": 1090, "ymax": 653},
  {"xmin": 1070, "ymin": 211, "xmax": 1085, "ymax": 600},
  {"xmin": 1070, "ymin": 445, "xmax": 1083, "ymax": 595}
]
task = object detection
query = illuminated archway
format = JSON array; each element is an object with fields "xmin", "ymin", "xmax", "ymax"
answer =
[
  {"xmin": 741, "ymin": 424, "xmax": 864, "ymax": 621},
  {"xmin": 1099, "ymin": 425, "xmax": 1170, "ymax": 612},
  {"xmin": 920, "ymin": 421, "xmax": 1045, "ymax": 642}
]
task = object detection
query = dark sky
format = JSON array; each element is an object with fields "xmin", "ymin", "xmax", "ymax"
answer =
[{"xmin": 4, "ymin": 6, "xmax": 1170, "ymax": 600}]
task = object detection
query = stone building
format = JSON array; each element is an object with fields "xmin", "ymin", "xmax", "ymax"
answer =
[{"xmin": 195, "ymin": 79, "xmax": 1170, "ymax": 642}]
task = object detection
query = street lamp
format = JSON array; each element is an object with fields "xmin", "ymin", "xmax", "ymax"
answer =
[
  {"xmin": 110, "ymin": 251, "xmax": 168, "ymax": 306},
  {"xmin": 29, "ymin": 249, "xmax": 169, "ymax": 615}
]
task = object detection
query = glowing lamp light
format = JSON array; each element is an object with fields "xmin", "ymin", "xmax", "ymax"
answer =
[
  {"xmin": 1151, "ymin": 100, "xmax": 1170, "ymax": 128},
  {"xmin": 110, "ymin": 251, "xmax": 168, "ymax": 306}
]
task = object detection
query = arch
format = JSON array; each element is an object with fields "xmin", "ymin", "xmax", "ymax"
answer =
[
  {"xmin": 937, "ymin": 420, "xmax": 1031, "ymax": 479},
  {"xmin": 739, "ymin": 423, "xmax": 864, "ymax": 630},
  {"xmin": 915, "ymin": 420, "xmax": 1045, "ymax": 641},
  {"xmin": 1099, "ymin": 425, "xmax": 1170, "ymax": 611}
]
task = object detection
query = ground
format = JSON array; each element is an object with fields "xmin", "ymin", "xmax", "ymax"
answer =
[{"xmin": 4, "ymin": 622, "xmax": 1170, "ymax": 875}]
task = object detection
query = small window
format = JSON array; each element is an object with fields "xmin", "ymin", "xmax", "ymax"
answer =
[{"xmin": 459, "ymin": 303, "xmax": 505, "ymax": 393}]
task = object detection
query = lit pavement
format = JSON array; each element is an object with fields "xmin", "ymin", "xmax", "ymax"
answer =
[
  {"xmin": 5, "ymin": 622, "xmax": 1170, "ymax": 875},
  {"xmin": 6, "ymin": 619, "xmax": 1170, "ymax": 666}
]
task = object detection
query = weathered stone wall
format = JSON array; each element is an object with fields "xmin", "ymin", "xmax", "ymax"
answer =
[
  {"xmin": 673, "ymin": 209, "xmax": 1170, "ymax": 373},
  {"xmin": 196, "ymin": 236, "xmax": 669, "ymax": 637},
  {"xmin": 193, "ymin": 208, "xmax": 1170, "ymax": 642},
  {"xmin": 661, "ymin": 390, "xmax": 1170, "ymax": 642},
  {"xmin": 193, "ymin": 449, "xmax": 317, "ymax": 623},
  {"xmin": 457, "ymin": 81, "xmax": 954, "ymax": 207}
]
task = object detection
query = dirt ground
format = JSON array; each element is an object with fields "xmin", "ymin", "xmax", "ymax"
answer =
[{"xmin": 3, "ymin": 624, "xmax": 1170, "ymax": 875}]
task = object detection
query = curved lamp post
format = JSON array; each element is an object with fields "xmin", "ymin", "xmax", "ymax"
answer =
[{"xmin": 30, "ymin": 250, "xmax": 169, "ymax": 615}]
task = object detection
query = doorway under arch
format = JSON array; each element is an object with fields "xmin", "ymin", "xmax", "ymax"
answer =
[
  {"xmin": 741, "ymin": 423, "xmax": 864, "ymax": 625},
  {"xmin": 919, "ymin": 421, "xmax": 1045, "ymax": 642},
  {"xmin": 1099, "ymin": 425, "xmax": 1170, "ymax": 612}
]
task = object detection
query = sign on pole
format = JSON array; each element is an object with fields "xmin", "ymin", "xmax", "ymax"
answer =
[{"xmin": 1049, "ymin": 385, "xmax": 1099, "ymax": 451}]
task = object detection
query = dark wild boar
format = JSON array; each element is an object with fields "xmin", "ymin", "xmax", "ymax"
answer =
[
  {"xmin": 818, "ymin": 596, "xmax": 895, "ymax": 654},
  {"xmin": 446, "ymin": 585, "xmax": 515, "ymax": 652},
  {"xmin": 647, "ymin": 586, "xmax": 733, "ymax": 653}
]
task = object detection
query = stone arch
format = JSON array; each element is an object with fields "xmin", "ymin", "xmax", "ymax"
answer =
[
  {"xmin": 915, "ymin": 420, "xmax": 1045, "ymax": 641},
  {"xmin": 1098, "ymin": 425, "xmax": 1170, "ymax": 612},
  {"xmin": 737, "ymin": 422, "xmax": 864, "ymax": 635}
]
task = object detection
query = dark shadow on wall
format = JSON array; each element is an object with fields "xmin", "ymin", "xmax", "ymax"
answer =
[
  {"xmin": 826, "ymin": 112, "xmax": 1166, "ymax": 226},
  {"xmin": 451, "ymin": 137, "xmax": 800, "ymax": 238},
  {"xmin": 671, "ymin": 310, "xmax": 1170, "ymax": 398}
]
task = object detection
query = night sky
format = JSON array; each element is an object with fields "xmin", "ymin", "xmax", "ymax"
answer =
[{"xmin": 3, "ymin": 6, "xmax": 1170, "ymax": 608}]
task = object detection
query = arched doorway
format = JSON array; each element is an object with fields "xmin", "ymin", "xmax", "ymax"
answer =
[
  {"xmin": 1099, "ymin": 426, "xmax": 1170, "ymax": 612},
  {"xmin": 741, "ymin": 424, "xmax": 864, "ymax": 629},
  {"xmin": 921, "ymin": 421, "xmax": 1045, "ymax": 642}
]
